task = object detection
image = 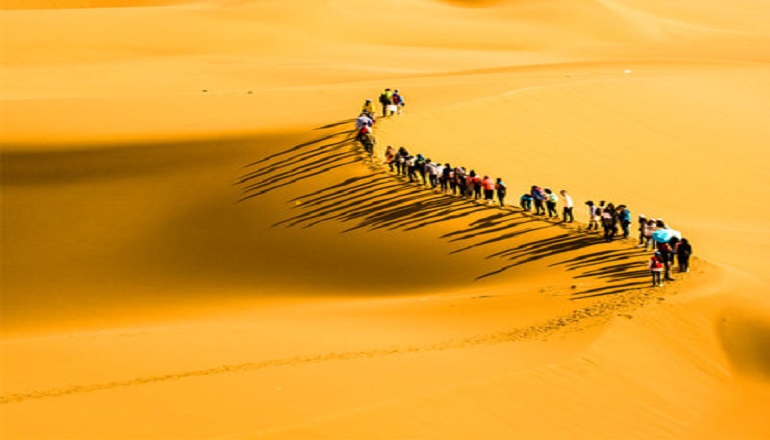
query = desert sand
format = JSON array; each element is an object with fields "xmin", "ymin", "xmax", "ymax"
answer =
[{"xmin": 2, "ymin": 0, "xmax": 770, "ymax": 438}]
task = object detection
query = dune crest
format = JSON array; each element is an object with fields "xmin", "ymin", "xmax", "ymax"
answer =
[{"xmin": 0, "ymin": 0, "xmax": 194, "ymax": 9}]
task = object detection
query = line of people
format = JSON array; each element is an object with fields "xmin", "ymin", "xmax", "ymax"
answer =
[
  {"xmin": 353, "ymin": 92, "xmax": 693, "ymax": 288},
  {"xmin": 355, "ymin": 89, "xmax": 405, "ymax": 155},
  {"xmin": 383, "ymin": 146, "xmax": 508, "ymax": 207}
]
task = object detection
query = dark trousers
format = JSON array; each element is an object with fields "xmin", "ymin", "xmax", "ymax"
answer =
[
  {"xmin": 562, "ymin": 207, "xmax": 574, "ymax": 222},
  {"xmin": 652, "ymin": 271, "xmax": 662, "ymax": 286},
  {"xmin": 534, "ymin": 199, "xmax": 544, "ymax": 214},
  {"xmin": 407, "ymin": 167, "xmax": 417, "ymax": 182},
  {"xmin": 603, "ymin": 224, "xmax": 617, "ymax": 241},
  {"xmin": 621, "ymin": 221, "xmax": 630, "ymax": 238},
  {"xmin": 546, "ymin": 201, "xmax": 557, "ymax": 217},
  {"xmin": 659, "ymin": 250, "xmax": 673, "ymax": 279}
]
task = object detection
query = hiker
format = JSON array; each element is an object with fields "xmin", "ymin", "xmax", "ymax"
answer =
[
  {"xmin": 378, "ymin": 88, "xmax": 393, "ymax": 117},
  {"xmin": 531, "ymin": 185, "xmax": 545, "ymax": 215},
  {"xmin": 643, "ymin": 218, "xmax": 656, "ymax": 250},
  {"xmin": 585, "ymin": 201, "xmax": 600, "ymax": 231},
  {"xmin": 405, "ymin": 155, "xmax": 417, "ymax": 182},
  {"xmin": 668, "ymin": 236, "xmax": 680, "ymax": 266},
  {"xmin": 481, "ymin": 175, "xmax": 496, "ymax": 204},
  {"xmin": 361, "ymin": 99, "xmax": 377, "ymax": 119},
  {"xmin": 456, "ymin": 167, "xmax": 468, "ymax": 196},
  {"xmin": 520, "ymin": 193, "xmax": 533, "ymax": 211},
  {"xmin": 384, "ymin": 146, "xmax": 396, "ymax": 172},
  {"xmin": 470, "ymin": 171, "xmax": 482, "ymax": 199},
  {"xmin": 359, "ymin": 127, "xmax": 375, "ymax": 155},
  {"xmin": 427, "ymin": 160, "xmax": 440, "ymax": 188},
  {"xmin": 395, "ymin": 146, "xmax": 409, "ymax": 176},
  {"xmin": 676, "ymin": 238, "xmax": 692, "ymax": 273},
  {"xmin": 415, "ymin": 154, "xmax": 427, "ymax": 185},
  {"xmin": 617, "ymin": 205, "xmax": 632, "ymax": 239},
  {"xmin": 365, "ymin": 131, "xmax": 374, "ymax": 152},
  {"xmin": 440, "ymin": 163, "xmax": 452, "ymax": 193},
  {"xmin": 355, "ymin": 113, "xmax": 374, "ymax": 133},
  {"xmin": 560, "ymin": 190, "xmax": 574, "ymax": 222},
  {"xmin": 601, "ymin": 203, "xmax": 618, "ymax": 241},
  {"xmin": 544, "ymin": 188, "xmax": 558, "ymax": 218},
  {"xmin": 449, "ymin": 167, "xmax": 460, "ymax": 195},
  {"xmin": 657, "ymin": 239, "xmax": 675, "ymax": 281},
  {"xmin": 637, "ymin": 215, "xmax": 647, "ymax": 246},
  {"xmin": 649, "ymin": 251, "xmax": 665, "ymax": 287},
  {"xmin": 496, "ymin": 178, "xmax": 507, "ymax": 207},
  {"xmin": 392, "ymin": 90, "xmax": 405, "ymax": 115}
]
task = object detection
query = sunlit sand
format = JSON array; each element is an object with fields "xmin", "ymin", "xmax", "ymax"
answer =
[{"xmin": 2, "ymin": 0, "xmax": 770, "ymax": 438}]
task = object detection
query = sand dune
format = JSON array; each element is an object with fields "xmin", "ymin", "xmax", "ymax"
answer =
[{"xmin": 2, "ymin": 0, "xmax": 770, "ymax": 438}]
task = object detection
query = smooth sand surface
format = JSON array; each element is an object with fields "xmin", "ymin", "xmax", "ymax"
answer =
[{"xmin": 2, "ymin": 0, "xmax": 770, "ymax": 438}]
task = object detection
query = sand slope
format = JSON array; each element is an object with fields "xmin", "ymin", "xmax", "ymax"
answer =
[{"xmin": 2, "ymin": 0, "xmax": 770, "ymax": 438}]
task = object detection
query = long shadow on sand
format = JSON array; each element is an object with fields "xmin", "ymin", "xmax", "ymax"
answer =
[{"xmin": 238, "ymin": 121, "xmax": 653, "ymax": 298}]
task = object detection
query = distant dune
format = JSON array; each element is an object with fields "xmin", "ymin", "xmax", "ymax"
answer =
[{"xmin": 2, "ymin": 0, "xmax": 769, "ymax": 438}]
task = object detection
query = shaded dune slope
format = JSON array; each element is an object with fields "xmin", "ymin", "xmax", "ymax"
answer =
[{"xmin": 3, "ymin": 119, "xmax": 669, "ymax": 334}]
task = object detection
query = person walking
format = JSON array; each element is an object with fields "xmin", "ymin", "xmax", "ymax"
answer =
[
  {"xmin": 668, "ymin": 236, "xmax": 680, "ymax": 268},
  {"xmin": 415, "ymin": 154, "xmax": 427, "ymax": 185},
  {"xmin": 449, "ymin": 167, "xmax": 460, "ymax": 195},
  {"xmin": 361, "ymin": 99, "xmax": 377, "ymax": 119},
  {"xmin": 425, "ymin": 159, "xmax": 439, "ymax": 188},
  {"xmin": 392, "ymin": 90, "xmax": 405, "ymax": 115},
  {"xmin": 470, "ymin": 171, "xmax": 482, "ymax": 199},
  {"xmin": 649, "ymin": 251, "xmax": 665, "ymax": 287},
  {"xmin": 637, "ymin": 215, "xmax": 647, "ymax": 246},
  {"xmin": 617, "ymin": 205, "xmax": 632, "ymax": 239},
  {"xmin": 405, "ymin": 155, "xmax": 417, "ymax": 183},
  {"xmin": 378, "ymin": 88, "xmax": 393, "ymax": 117},
  {"xmin": 384, "ymin": 146, "xmax": 396, "ymax": 172},
  {"xmin": 560, "ymin": 190, "xmax": 574, "ymax": 222},
  {"xmin": 544, "ymin": 188, "xmax": 558, "ymax": 218},
  {"xmin": 531, "ymin": 185, "xmax": 545, "ymax": 215},
  {"xmin": 677, "ymin": 238, "xmax": 692, "ymax": 273},
  {"xmin": 395, "ymin": 147, "xmax": 409, "ymax": 176},
  {"xmin": 496, "ymin": 178, "xmax": 507, "ymax": 207},
  {"xmin": 601, "ymin": 203, "xmax": 618, "ymax": 241},
  {"xmin": 456, "ymin": 167, "xmax": 468, "ymax": 197},
  {"xmin": 520, "ymin": 193, "xmax": 533, "ymax": 211},
  {"xmin": 440, "ymin": 163, "xmax": 452, "ymax": 193},
  {"xmin": 643, "ymin": 218, "xmax": 656, "ymax": 250},
  {"xmin": 355, "ymin": 112, "xmax": 373, "ymax": 132},
  {"xmin": 481, "ymin": 175, "xmax": 496, "ymax": 205},
  {"xmin": 657, "ymin": 239, "xmax": 675, "ymax": 281},
  {"xmin": 354, "ymin": 121, "xmax": 375, "ymax": 155},
  {"xmin": 585, "ymin": 201, "xmax": 600, "ymax": 231}
]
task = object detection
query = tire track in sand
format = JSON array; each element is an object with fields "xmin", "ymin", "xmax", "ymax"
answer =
[{"xmin": 0, "ymin": 286, "xmax": 664, "ymax": 405}]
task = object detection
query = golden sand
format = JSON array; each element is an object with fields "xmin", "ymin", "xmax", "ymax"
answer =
[{"xmin": 2, "ymin": 0, "xmax": 769, "ymax": 438}]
